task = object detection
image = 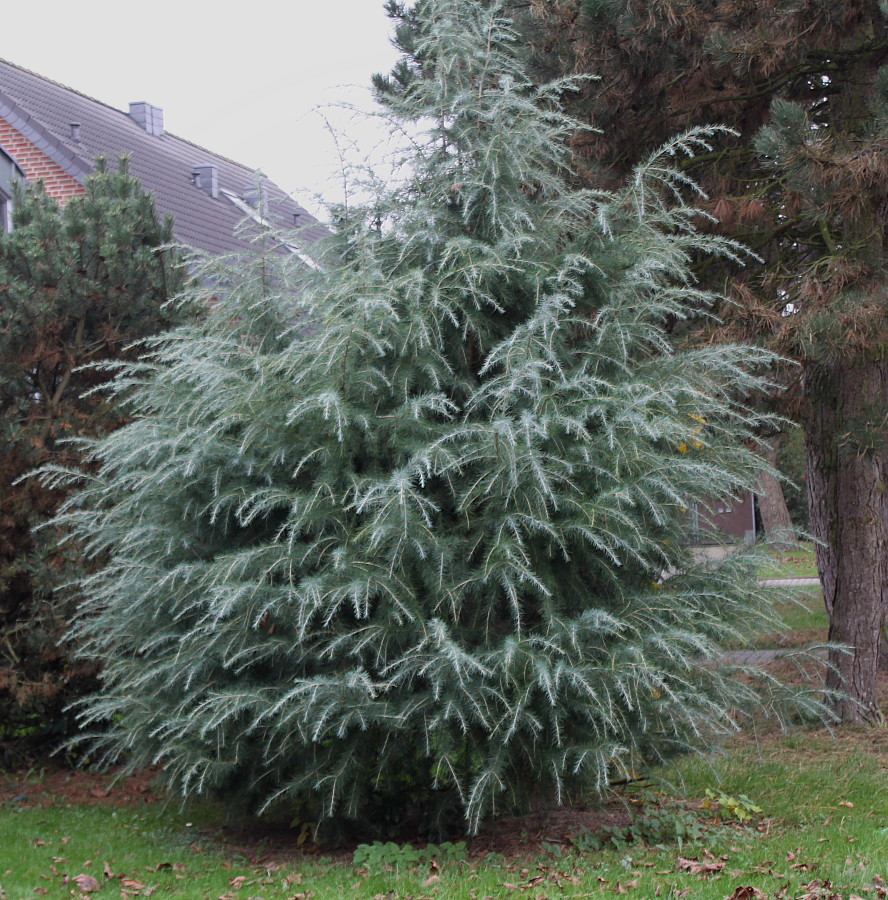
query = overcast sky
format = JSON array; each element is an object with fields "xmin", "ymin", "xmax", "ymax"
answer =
[{"xmin": 2, "ymin": 1, "xmax": 403, "ymax": 217}]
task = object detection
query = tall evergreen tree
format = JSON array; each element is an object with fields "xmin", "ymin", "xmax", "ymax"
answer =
[
  {"xmin": 0, "ymin": 159, "xmax": 185, "ymax": 745},
  {"xmin": 489, "ymin": 0, "xmax": 888, "ymax": 721},
  {"xmin": 55, "ymin": 0, "xmax": 809, "ymax": 833}
]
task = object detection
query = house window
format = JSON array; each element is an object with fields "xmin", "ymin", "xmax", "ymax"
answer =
[{"xmin": 0, "ymin": 147, "xmax": 25, "ymax": 232}]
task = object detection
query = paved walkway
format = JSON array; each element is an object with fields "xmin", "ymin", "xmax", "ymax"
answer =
[{"xmin": 758, "ymin": 576, "xmax": 820, "ymax": 588}]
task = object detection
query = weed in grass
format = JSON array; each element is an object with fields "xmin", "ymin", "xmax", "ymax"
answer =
[
  {"xmin": 702, "ymin": 788, "xmax": 763, "ymax": 822},
  {"xmin": 567, "ymin": 801, "xmax": 713, "ymax": 854},
  {"xmin": 352, "ymin": 839, "xmax": 467, "ymax": 873}
]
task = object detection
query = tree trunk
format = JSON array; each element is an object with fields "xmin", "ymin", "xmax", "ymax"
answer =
[
  {"xmin": 804, "ymin": 359, "xmax": 887, "ymax": 723},
  {"xmin": 754, "ymin": 436, "xmax": 795, "ymax": 549}
]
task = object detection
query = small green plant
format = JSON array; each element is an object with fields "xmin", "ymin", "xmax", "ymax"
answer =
[
  {"xmin": 352, "ymin": 840, "xmax": 466, "ymax": 873},
  {"xmin": 702, "ymin": 788, "xmax": 763, "ymax": 822},
  {"xmin": 568, "ymin": 804, "xmax": 708, "ymax": 854},
  {"xmin": 569, "ymin": 828, "xmax": 604, "ymax": 852},
  {"xmin": 540, "ymin": 840, "xmax": 566, "ymax": 857}
]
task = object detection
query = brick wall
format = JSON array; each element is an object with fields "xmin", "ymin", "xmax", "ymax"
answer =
[{"xmin": 0, "ymin": 118, "xmax": 84, "ymax": 201}]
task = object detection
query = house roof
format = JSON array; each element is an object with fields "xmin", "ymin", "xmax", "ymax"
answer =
[{"xmin": 0, "ymin": 57, "xmax": 327, "ymax": 255}]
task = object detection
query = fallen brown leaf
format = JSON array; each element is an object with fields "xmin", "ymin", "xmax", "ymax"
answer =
[
  {"xmin": 676, "ymin": 856, "xmax": 726, "ymax": 876},
  {"xmin": 722, "ymin": 887, "xmax": 765, "ymax": 900},
  {"xmin": 73, "ymin": 874, "xmax": 102, "ymax": 893}
]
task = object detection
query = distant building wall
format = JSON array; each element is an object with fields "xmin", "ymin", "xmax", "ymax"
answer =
[
  {"xmin": 689, "ymin": 491, "xmax": 757, "ymax": 544},
  {"xmin": 0, "ymin": 118, "xmax": 84, "ymax": 201}
]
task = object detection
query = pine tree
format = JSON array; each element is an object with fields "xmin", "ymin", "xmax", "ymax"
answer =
[
  {"xmin": 499, "ymin": 0, "xmax": 888, "ymax": 721},
  {"xmin": 0, "ymin": 158, "xmax": 185, "ymax": 745},
  {"xmin": 55, "ymin": 0, "xmax": 808, "ymax": 833}
]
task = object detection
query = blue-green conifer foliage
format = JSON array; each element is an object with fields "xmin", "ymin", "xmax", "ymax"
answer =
[{"xmin": 54, "ymin": 0, "xmax": 800, "ymax": 833}]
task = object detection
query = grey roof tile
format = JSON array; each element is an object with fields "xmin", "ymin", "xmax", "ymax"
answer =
[{"xmin": 0, "ymin": 58, "xmax": 328, "ymax": 256}]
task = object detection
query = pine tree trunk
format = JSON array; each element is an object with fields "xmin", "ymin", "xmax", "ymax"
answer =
[
  {"xmin": 754, "ymin": 437, "xmax": 795, "ymax": 549},
  {"xmin": 804, "ymin": 359, "xmax": 887, "ymax": 723}
]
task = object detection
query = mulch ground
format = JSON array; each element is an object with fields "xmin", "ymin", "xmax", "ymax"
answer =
[
  {"xmin": 0, "ymin": 765, "xmax": 162, "ymax": 808},
  {"xmin": 213, "ymin": 800, "xmax": 637, "ymax": 863}
]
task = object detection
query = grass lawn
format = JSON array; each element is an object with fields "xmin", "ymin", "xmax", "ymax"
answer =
[
  {"xmin": 755, "ymin": 588, "xmax": 829, "ymax": 649},
  {"xmin": 757, "ymin": 543, "xmax": 819, "ymax": 579},
  {"xmin": 720, "ymin": 588, "xmax": 828, "ymax": 652},
  {"xmin": 722, "ymin": 543, "xmax": 827, "ymax": 650},
  {"xmin": 3, "ymin": 716, "xmax": 888, "ymax": 900}
]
